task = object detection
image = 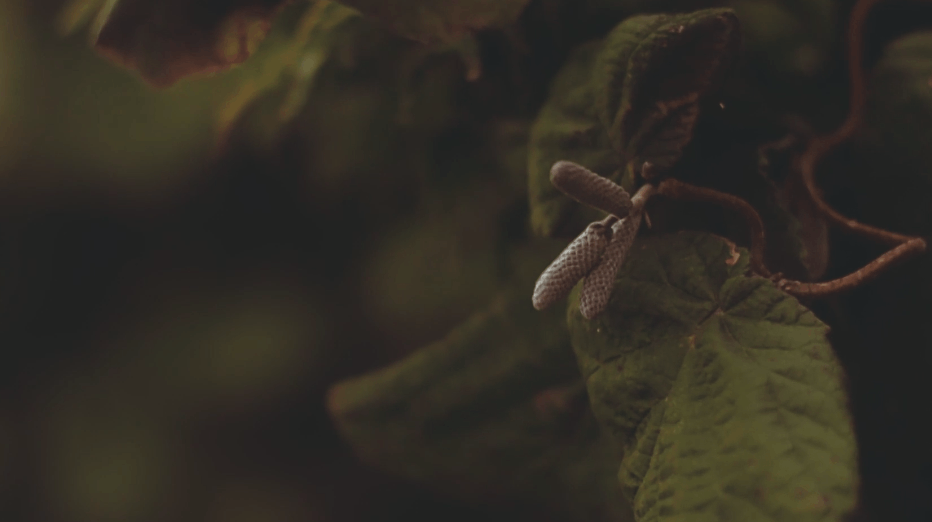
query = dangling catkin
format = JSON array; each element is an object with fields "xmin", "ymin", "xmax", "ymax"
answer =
[
  {"xmin": 532, "ymin": 219, "xmax": 613, "ymax": 310},
  {"xmin": 550, "ymin": 161, "xmax": 633, "ymax": 218},
  {"xmin": 578, "ymin": 184, "xmax": 655, "ymax": 319}
]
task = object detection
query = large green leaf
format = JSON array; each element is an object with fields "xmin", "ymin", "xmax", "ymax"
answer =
[
  {"xmin": 332, "ymin": 0, "xmax": 531, "ymax": 43},
  {"xmin": 328, "ymin": 285, "xmax": 634, "ymax": 522},
  {"xmin": 527, "ymin": 9, "xmax": 740, "ymax": 238},
  {"xmin": 64, "ymin": 0, "xmax": 293, "ymax": 87},
  {"xmin": 568, "ymin": 231, "xmax": 857, "ymax": 522}
]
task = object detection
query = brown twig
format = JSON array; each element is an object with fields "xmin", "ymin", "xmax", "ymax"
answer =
[
  {"xmin": 655, "ymin": 175, "xmax": 927, "ymax": 298},
  {"xmin": 840, "ymin": 0, "xmax": 884, "ymax": 139},
  {"xmin": 799, "ymin": 136, "xmax": 915, "ymax": 246},
  {"xmin": 657, "ymin": 178, "xmax": 771, "ymax": 278},
  {"xmin": 779, "ymin": 237, "xmax": 927, "ymax": 297},
  {"xmin": 799, "ymin": 0, "xmax": 916, "ymax": 246}
]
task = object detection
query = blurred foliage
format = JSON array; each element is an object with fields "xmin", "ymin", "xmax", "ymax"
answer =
[
  {"xmin": 332, "ymin": 0, "xmax": 533, "ymax": 43},
  {"xmin": 858, "ymin": 31, "xmax": 932, "ymax": 234},
  {"xmin": 60, "ymin": 0, "xmax": 293, "ymax": 87},
  {"xmin": 2, "ymin": 0, "xmax": 932, "ymax": 521},
  {"xmin": 727, "ymin": 0, "xmax": 836, "ymax": 81},
  {"xmin": 214, "ymin": 1, "xmax": 363, "ymax": 146},
  {"xmin": 330, "ymin": 282, "xmax": 634, "ymax": 522}
]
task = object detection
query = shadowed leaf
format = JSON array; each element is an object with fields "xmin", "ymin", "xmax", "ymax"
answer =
[
  {"xmin": 332, "ymin": 0, "xmax": 532, "ymax": 43},
  {"xmin": 528, "ymin": 41, "xmax": 621, "ymax": 238},
  {"xmin": 594, "ymin": 9, "xmax": 740, "ymax": 171},
  {"xmin": 859, "ymin": 31, "xmax": 932, "ymax": 234},
  {"xmin": 328, "ymin": 285, "xmax": 634, "ymax": 522},
  {"xmin": 567, "ymin": 231, "xmax": 857, "ymax": 522},
  {"xmin": 528, "ymin": 9, "xmax": 740, "ymax": 238}
]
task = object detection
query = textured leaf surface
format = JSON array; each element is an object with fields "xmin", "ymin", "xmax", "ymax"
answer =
[
  {"xmin": 567, "ymin": 231, "xmax": 857, "ymax": 522},
  {"xmin": 528, "ymin": 9, "xmax": 739, "ymax": 237},
  {"xmin": 82, "ymin": 0, "xmax": 293, "ymax": 87},
  {"xmin": 595, "ymin": 9, "xmax": 740, "ymax": 170},
  {"xmin": 328, "ymin": 286, "xmax": 633, "ymax": 522},
  {"xmin": 333, "ymin": 0, "xmax": 531, "ymax": 43}
]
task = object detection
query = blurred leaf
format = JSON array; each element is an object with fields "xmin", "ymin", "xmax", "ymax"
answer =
[
  {"xmin": 37, "ymin": 381, "xmax": 178, "ymax": 522},
  {"xmin": 65, "ymin": 0, "xmax": 293, "ymax": 87},
  {"xmin": 727, "ymin": 0, "xmax": 835, "ymax": 80},
  {"xmin": 567, "ymin": 231, "xmax": 857, "ymax": 522},
  {"xmin": 0, "ymin": 0, "xmax": 28, "ymax": 173},
  {"xmin": 528, "ymin": 9, "xmax": 739, "ymax": 238},
  {"xmin": 360, "ymin": 183, "xmax": 510, "ymax": 343},
  {"xmin": 216, "ymin": 1, "xmax": 363, "ymax": 144},
  {"xmin": 206, "ymin": 478, "xmax": 324, "ymax": 522},
  {"xmin": 99, "ymin": 273, "xmax": 329, "ymax": 415},
  {"xmin": 332, "ymin": 0, "xmax": 532, "ymax": 43},
  {"xmin": 56, "ymin": 0, "xmax": 108, "ymax": 36},
  {"xmin": 329, "ymin": 284, "xmax": 634, "ymax": 522},
  {"xmin": 859, "ymin": 31, "xmax": 932, "ymax": 234},
  {"xmin": 394, "ymin": 35, "xmax": 480, "ymax": 132}
]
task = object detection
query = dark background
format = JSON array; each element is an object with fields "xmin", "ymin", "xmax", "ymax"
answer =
[{"xmin": 1, "ymin": 0, "xmax": 931, "ymax": 521}]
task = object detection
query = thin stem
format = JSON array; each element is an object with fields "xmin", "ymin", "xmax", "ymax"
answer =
[
  {"xmin": 840, "ymin": 0, "xmax": 885, "ymax": 140},
  {"xmin": 799, "ymin": 138, "xmax": 914, "ymax": 246},
  {"xmin": 798, "ymin": 0, "xmax": 916, "ymax": 246},
  {"xmin": 779, "ymin": 237, "xmax": 927, "ymax": 297},
  {"xmin": 657, "ymin": 179, "xmax": 771, "ymax": 278}
]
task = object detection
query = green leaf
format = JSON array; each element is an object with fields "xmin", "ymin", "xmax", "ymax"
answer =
[
  {"xmin": 595, "ymin": 9, "xmax": 740, "ymax": 170},
  {"xmin": 331, "ymin": 0, "xmax": 532, "ymax": 43},
  {"xmin": 70, "ymin": 0, "xmax": 293, "ymax": 87},
  {"xmin": 528, "ymin": 41, "xmax": 622, "ymax": 238},
  {"xmin": 328, "ymin": 285, "xmax": 634, "ymax": 522},
  {"xmin": 527, "ymin": 9, "xmax": 740, "ymax": 238},
  {"xmin": 567, "ymin": 231, "xmax": 857, "ymax": 522}
]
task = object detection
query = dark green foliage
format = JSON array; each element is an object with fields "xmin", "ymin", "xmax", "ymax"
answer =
[
  {"xmin": 528, "ymin": 9, "xmax": 740, "ymax": 237},
  {"xmin": 529, "ymin": 41, "xmax": 621, "ymax": 237},
  {"xmin": 332, "ymin": 0, "xmax": 533, "ymax": 43},
  {"xmin": 593, "ymin": 9, "xmax": 740, "ymax": 170},
  {"xmin": 568, "ymin": 231, "xmax": 857, "ymax": 521},
  {"xmin": 329, "ymin": 282, "xmax": 634, "ymax": 522}
]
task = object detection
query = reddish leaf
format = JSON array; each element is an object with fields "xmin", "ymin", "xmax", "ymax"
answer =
[{"xmin": 93, "ymin": 0, "xmax": 293, "ymax": 87}]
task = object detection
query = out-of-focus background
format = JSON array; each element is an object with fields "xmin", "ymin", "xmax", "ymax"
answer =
[
  {"xmin": 3, "ymin": 0, "xmax": 932, "ymax": 521},
  {"xmin": 0, "ymin": 0, "xmax": 539, "ymax": 520}
]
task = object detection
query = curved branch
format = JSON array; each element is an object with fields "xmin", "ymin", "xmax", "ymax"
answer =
[
  {"xmin": 799, "ymin": 137, "xmax": 914, "ymax": 246},
  {"xmin": 798, "ymin": 0, "xmax": 918, "ymax": 246},
  {"xmin": 657, "ymin": 178, "xmax": 771, "ymax": 278},
  {"xmin": 779, "ymin": 237, "xmax": 927, "ymax": 298},
  {"xmin": 840, "ymin": 0, "xmax": 885, "ymax": 139}
]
